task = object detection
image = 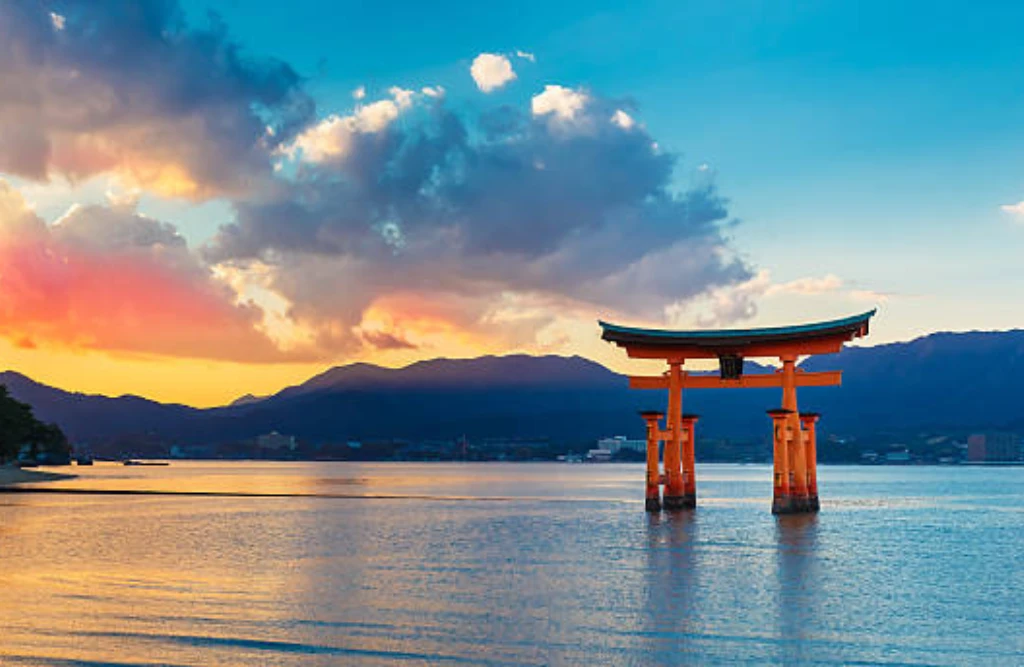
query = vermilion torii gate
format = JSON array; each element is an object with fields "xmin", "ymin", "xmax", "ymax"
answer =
[{"xmin": 599, "ymin": 310, "xmax": 875, "ymax": 514}]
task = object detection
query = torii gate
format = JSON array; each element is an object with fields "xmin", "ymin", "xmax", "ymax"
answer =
[{"xmin": 599, "ymin": 310, "xmax": 875, "ymax": 514}]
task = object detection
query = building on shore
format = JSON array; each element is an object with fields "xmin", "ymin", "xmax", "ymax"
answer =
[
  {"xmin": 256, "ymin": 431, "xmax": 297, "ymax": 452},
  {"xmin": 596, "ymin": 436, "xmax": 646, "ymax": 455},
  {"xmin": 967, "ymin": 432, "xmax": 1020, "ymax": 463}
]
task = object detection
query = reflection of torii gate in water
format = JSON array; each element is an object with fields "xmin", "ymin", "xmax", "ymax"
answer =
[{"xmin": 599, "ymin": 310, "xmax": 875, "ymax": 514}]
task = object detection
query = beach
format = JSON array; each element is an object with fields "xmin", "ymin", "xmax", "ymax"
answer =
[{"xmin": 0, "ymin": 466, "xmax": 75, "ymax": 486}]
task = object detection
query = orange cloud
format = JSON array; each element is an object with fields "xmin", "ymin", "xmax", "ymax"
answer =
[{"xmin": 49, "ymin": 134, "xmax": 208, "ymax": 199}]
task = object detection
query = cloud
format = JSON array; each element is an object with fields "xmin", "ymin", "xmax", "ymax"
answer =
[
  {"xmin": 611, "ymin": 109, "xmax": 635, "ymax": 129},
  {"xmin": 287, "ymin": 88, "xmax": 416, "ymax": 163},
  {"xmin": 0, "ymin": 1, "xmax": 313, "ymax": 199},
  {"xmin": 765, "ymin": 274, "xmax": 844, "ymax": 296},
  {"xmin": 359, "ymin": 329, "xmax": 418, "ymax": 350},
  {"xmin": 515, "ymin": 50, "xmax": 536, "ymax": 63},
  {"xmin": 0, "ymin": 5, "xmax": 763, "ymax": 363},
  {"xmin": 673, "ymin": 270, "xmax": 883, "ymax": 327},
  {"xmin": 1000, "ymin": 201, "xmax": 1024, "ymax": 218},
  {"xmin": 0, "ymin": 179, "xmax": 291, "ymax": 361},
  {"xmin": 389, "ymin": 86, "xmax": 415, "ymax": 109},
  {"xmin": 679, "ymin": 270, "xmax": 771, "ymax": 327},
  {"xmin": 470, "ymin": 53, "xmax": 517, "ymax": 93},
  {"xmin": 531, "ymin": 85, "xmax": 590, "ymax": 121},
  {"xmin": 848, "ymin": 289, "xmax": 892, "ymax": 303},
  {"xmin": 207, "ymin": 90, "xmax": 751, "ymax": 355}
]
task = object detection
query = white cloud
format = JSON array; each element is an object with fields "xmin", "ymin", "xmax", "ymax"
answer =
[
  {"xmin": 766, "ymin": 273, "xmax": 844, "ymax": 296},
  {"xmin": 104, "ymin": 187, "xmax": 142, "ymax": 210},
  {"xmin": 421, "ymin": 85, "xmax": 445, "ymax": 98},
  {"xmin": 49, "ymin": 11, "xmax": 65, "ymax": 31},
  {"xmin": 352, "ymin": 86, "xmax": 366, "ymax": 100},
  {"xmin": 849, "ymin": 289, "xmax": 891, "ymax": 303},
  {"xmin": 351, "ymin": 99, "xmax": 401, "ymax": 131},
  {"xmin": 669, "ymin": 270, "xmax": 879, "ymax": 328},
  {"xmin": 516, "ymin": 50, "xmax": 536, "ymax": 62},
  {"xmin": 1000, "ymin": 201, "xmax": 1024, "ymax": 218},
  {"xmin": 288, "ymin": 88, "xmax": 416, "ymax": 163},
  {"xmin": 388, "ymin": 86, "xmax": 415, "ymax": 109},
  {"xmin": 531, "ymin": 85, "xmax": 589, "ymax": 120},
  {"xmin": 690, "ymin": 270, "xmax": 771, "ymax": 327},
  {"xmin": 470, "ymin": 53, "xmax": 517, "ymax": 93},
  {"xmin": 610, "ymin": 109, "xmax": 635, "ymax": 129}
]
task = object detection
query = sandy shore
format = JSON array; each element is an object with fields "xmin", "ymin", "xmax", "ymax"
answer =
[{"xmin": 0, "ymin": 465, "xmax": 75, "ymax": 487}]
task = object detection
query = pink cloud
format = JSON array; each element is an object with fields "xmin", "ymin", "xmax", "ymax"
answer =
[
  {"xmin": 0, "ymin": 183, "xmax": 296, "ymax": 362},
  {"xmin": 0, "ymin": 234, "xmax": 288, "ymax": 361}
]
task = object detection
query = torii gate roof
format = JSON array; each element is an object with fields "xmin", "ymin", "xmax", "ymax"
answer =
[{"xmin": 599, "ymin": 309, "xmax": 875, "ymax": 359}]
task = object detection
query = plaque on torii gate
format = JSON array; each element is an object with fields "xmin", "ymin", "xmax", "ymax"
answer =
[{"xmin": 599, "ymin": 310, "xmax": 875, "ymax": 514}]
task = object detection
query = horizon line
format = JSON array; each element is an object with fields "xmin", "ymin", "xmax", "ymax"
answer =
[{"xmin": 2, "ymin": 325, "xmax": 1022, "ymax": 409}]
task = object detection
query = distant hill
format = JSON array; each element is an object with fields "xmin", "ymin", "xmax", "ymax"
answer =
[
  {"xmin": 206, "ymin": 355, "xmax": 642, "ymax": 443},
  {"xmin": 3, "ymin": 331, "xmax": 1024, "ymax": 448},
  {"xmin": 675, "ymin": 330, "xmax": 1024, "ymax": 437},
  {"xmin": 228, "ymin": 393, "xmax": 265, "ymax": 407},
  {"xmin": 0, "ymin": 371, "xmax": 199, "ymax": 443},
  {"xmin": 800, "ymin": 330, "xmax": 1024, "ymax": 433}
]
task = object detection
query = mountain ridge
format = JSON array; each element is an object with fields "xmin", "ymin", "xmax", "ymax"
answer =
[{"xmin": 3, "ymin": 330, "xmax": 1023, "ymax": 447}]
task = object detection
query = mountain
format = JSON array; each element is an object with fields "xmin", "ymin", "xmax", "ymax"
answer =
[
  {"xmin": 228, "ymin": 393, "xmax": 265, "ymax": 407},
  {"xmin": 801, "ymin": 330, "xmax": 1024, "ymax": 433},
  {"xmin": 270, "ymin": 354, "xmax": 622, "ymax": 399},
  {"xmin": 3, "ymin": 331, "xmax": 1024, "ymax": 449},
  {"xmin": 199, "ymin": 355, "xmax": 642, "ymax": 444},
  {"xmin": 0, "ymin": 371, "xmax": 199, "ymax": 443}
]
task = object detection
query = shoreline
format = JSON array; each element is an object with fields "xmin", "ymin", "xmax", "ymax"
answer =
[{"xmin": 0, "ymin": 466, "xmax": 76, "ymax": 487}]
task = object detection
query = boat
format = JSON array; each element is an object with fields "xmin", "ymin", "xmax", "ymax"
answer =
[{"xmin": 122, "ymin": 459, "xmax": 170, "ymax": 466}]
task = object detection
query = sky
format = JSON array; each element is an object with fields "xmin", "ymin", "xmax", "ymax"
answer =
[{"xmin": 0, "ymin": 0, "xmax": 1022, "ymax": 406}]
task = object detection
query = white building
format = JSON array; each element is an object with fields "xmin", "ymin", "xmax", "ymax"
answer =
[
  {"xmin": 257, "ymin": 431, "xmax": 297, "ymax": 451},
  {"xmin": 596, "ymin": 436, "xmax": 646, "ymax": 455}
]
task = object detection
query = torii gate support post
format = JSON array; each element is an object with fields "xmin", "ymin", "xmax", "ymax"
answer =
[
  {"xmin": 681, "ymin": 414, "xmax": 699, "ymax": 508},
  {"xmin": 780, "ymin": 356, "xmax": 810, "ymax": 512},
  {"xmin": 801, "ymin": 412, "xmax": 821, "ymax": 511},
  {"xmin": 640, "ymin": 411, "xmax": 664, "ymax": 511},
  {"xmin": 768, "ymin": 409, "xmax": 793, "ymax": 513},
  {"xmin": 662, "ymin": 360, "xmax": 688, "ymax": 510}
]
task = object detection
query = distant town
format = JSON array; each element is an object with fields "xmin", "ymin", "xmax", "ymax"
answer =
[{"xmin": 52, "ymin": 428, "xmax": 1024, "ymax": 467}]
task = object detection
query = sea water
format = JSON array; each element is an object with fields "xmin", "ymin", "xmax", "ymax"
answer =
[{"xmin": 0, "ymin": 462, "xmax": 1022, "ymax": 666}]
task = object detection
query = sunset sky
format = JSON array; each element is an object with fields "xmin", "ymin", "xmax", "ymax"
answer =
[{"xmin": 1, "ymin": 0, "xmax": 1023, "ymax": 406}]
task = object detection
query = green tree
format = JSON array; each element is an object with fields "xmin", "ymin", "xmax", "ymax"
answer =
[{"xmin": 0, "ymin": 386, "xmax": 69, "ymax": 463}]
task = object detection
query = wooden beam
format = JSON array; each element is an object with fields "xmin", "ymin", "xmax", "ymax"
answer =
[
  {"xmin": 628, "ymin": 370, "xmax": 841, "ymax": 390},
  {"xmin": 623, "ymin": 338, "xmax": 846, "ymax": 359},
  {"xmin": 629, "ymin": 375, "xmax": 669, "ymax": 390}
]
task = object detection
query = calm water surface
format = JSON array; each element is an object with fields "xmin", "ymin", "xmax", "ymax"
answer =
[{"xmin": 1, "ymin": 462, "xmax": 1022, "ymax": 666}]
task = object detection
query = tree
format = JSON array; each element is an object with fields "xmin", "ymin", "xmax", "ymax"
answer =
[{"xmin": 0, "ymin": 385, "xmax": 69, "ymax": 463}]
